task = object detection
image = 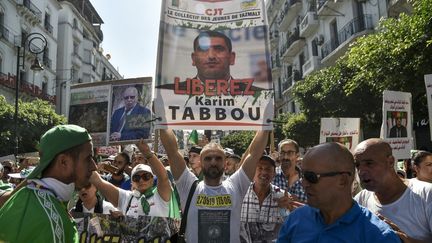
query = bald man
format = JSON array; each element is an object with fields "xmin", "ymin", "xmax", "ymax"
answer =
[
  {"xmin": 277, "ymin": 143, "xmax": 401, "ymax": 243},
  {"xmin": 110, "ymin": 86, "xmax": 151, "ymax": 141},
  {"xmin": 354, "ymin": 139, "xmax": 432, "ymax": 243}
]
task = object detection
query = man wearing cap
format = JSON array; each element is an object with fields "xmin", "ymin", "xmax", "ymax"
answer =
[
  {"xmin": 240, "ymin": 155, "xmax": 293, "ymax": 242},
  {"xmin": 189, "ymin": 146, "xmax": 203, "ymax": 180},
  {"xmin": 90, "ymin": 139, "xmax": 172, "ymax": 218},
  {"xmin": 0, "ymin": 124, "xmax": 96, "ymax": 243}
]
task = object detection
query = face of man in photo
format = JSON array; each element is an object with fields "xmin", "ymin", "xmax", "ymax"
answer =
[
  {"xmin": 191, "ymin": 36, "xmax": 235, "ymax": 81},
  {"xmin": 123, "ymin": 87, "xmax": 138, "ymax": 111}
]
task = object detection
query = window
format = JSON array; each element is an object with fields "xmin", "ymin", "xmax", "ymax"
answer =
[
  {"xmin": 73, "ymin": 41, "xmax": 79, "ymax": 55},
  {"xmin": 42, "ymin": 77, "xmax": 48, "ymax": 94},
  {"xmin": 73, "ymin": 18, "xmax": 78, "ymax": 29},
  {"xmin": 44, "ymin": 12, "xmax": 52, "ymax": 34}
]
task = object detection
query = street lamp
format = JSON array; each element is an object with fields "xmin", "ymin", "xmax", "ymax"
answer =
[{"xmin": 14, "ymin": 32, "xmax": 47, "ymax": 157}]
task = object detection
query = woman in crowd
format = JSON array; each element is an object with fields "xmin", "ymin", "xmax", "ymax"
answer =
[{"xmin": 412, "ymin": 150, "xmax": 432, "ymax": 183}]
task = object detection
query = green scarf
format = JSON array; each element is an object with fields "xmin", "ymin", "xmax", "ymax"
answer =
[{"xmin": 139, "ymin": 186, "xmax": 156, "ymax": 215}]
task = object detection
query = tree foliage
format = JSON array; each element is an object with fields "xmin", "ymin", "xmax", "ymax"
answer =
[
  {"xmin": 220, "ymin": 130, "xmax": 255, "ymax": 156},
  {"xmin": 0, "ymin": 95, "xmax": 66, "ymax": 156},
  {"xmin": 284, "ymin": 0, "xmax": 432, "ymax": 145}
]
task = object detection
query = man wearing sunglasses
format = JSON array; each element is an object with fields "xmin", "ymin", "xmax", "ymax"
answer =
[
  {"xmin": 354, "ymin": 139, "xmax": 432, "ymax": 243},
  {"xmin": 160, "ymin": 129, "xmax": 269, "ymax": 243},
  {"xmin": 110, "ymin": 86, "xmax": 151, "ymax": 141},
  {"xmin": 277, "ymin": 142, "xmax": 401, "ymax": 242},
  {"xmin": 273, "ymin": 139, "xmax": 307, "ymax": 203},
  {"xmin": 90, "ymin": 139, "xmax": 171, "ymax": 218}
]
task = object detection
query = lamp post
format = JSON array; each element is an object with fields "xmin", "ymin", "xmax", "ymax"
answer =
[{"xmin": 14, "ymin": 32, "xmax": 47, "ymax": 157}]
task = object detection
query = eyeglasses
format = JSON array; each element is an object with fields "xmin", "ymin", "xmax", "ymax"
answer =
[
  {"xmin": 203, "ymin": 155, "xmax": 223, "ymax": 162},
  {"xmin": 280, "ymin": 150, "xmax": 297, "ymax": 156},
  {"xmin": 123, "ymin": 95, "xmax": 136, "ymax": 100},
  {"xmin": 301, "ymin": 171, "xmax": 352, "ymax": 184},
  {"xmin": 132, "ymin": 173, "xmax": 153, "ymax": 182}
]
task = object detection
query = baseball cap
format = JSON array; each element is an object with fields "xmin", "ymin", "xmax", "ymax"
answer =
[
  {"xmin": 131, "ymin": 164, "xmax": 154, "ymax": 177},
  {"xmin": 260, "ymin": 155, "xmax": 276, "ymax": 167},
  {"xmin": 27, "ymin": 124, "xmax": 92, "ymax": 179}
]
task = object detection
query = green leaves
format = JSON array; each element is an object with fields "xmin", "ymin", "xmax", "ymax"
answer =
[{"xmin": 0, "ymin": 95, "xmax": 66, "ymax": 156}]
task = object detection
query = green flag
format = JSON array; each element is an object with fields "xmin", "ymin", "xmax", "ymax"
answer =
[{"xmin": 188, "ymin": 130, "xmax": 199, "ymax": 145}]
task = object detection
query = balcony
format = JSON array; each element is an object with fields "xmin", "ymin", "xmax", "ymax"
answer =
[
  {"xmin": 281, "ymin": 71, "xmax": 301, "ymax": 95},
  {"xmin": 43, "ymin": 55, "xmax": 52, "ymax": 69},
  {"xmin": 270, "ymin": 30, "xmax": 279, "ymax": 47},
  {"xmin": 321, "ymin": 14, "xmax": 374, "ymax": 64},
  {"xmin": 302, "ymin": 56, "xmax": 321, "ymax": 77},
  {"xmin": 277, "ymin": 0, "xmax": 302, "ymax": 32},
  {"xmin": 44, "ymin": 21, "xmax": 53, "ymax": 34},
  {"xmin": 317, "ymin": 0, "xmax": 342, "ymax": 16},
  {"xmin": 280, "ymin": 28, "xmax": 306, "ymax": 62},
  {"xmin": 300, "ymin": 12, "xmax": 319, "ymax": 38},
  {"xmin": 267, "ymin": 0, "xmax": 284, "ymax": 22},
  {"xmin": 16, "ymin": 0, "xmax": 42, "ymax": 25},
  {"xmin": 0, "ymin": 24, "xmax": 14, "ymax": 45},
  {"xmin": 387, "ymin": 0, "xmax": 413, "ymax": 18},
  {"xmin": 271, "ymin": 54, "xmax": 281, "ymax": 73},
  {"xmin": 20, "ymin": 81, "xmax": 56, "ymax": 104}
]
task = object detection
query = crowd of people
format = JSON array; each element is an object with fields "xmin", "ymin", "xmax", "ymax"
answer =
[{"xmin": 0, "ymin": 124, "xmax": 431, "ymax": 242}]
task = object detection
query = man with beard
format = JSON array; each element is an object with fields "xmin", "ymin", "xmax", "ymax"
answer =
[
  {"xmin": 273, "ymin": 139, "xmax": 307, "ymax": 202},
  {"xmin": 0, "ymin": 124, "xmax": 97, "ymax": 242},
  {"xmin": 102, "ymin": 152, "xmax": 130, "ymax": 190},
  {"xmin": 160, "ymin": 129, "xmax": 269, "ymax": 243},
  {"xmin": 354, "ymin": 139, "xmax": 432, "ymax": 242},
  {"xmin": 277, "ymin": 143, "xmax": 401, "ymax": 242}
]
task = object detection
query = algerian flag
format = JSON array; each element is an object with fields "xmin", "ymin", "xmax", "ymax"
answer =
[{"xmin": 188, "ymin": 130, "xmax": 198, "ymax": 145}]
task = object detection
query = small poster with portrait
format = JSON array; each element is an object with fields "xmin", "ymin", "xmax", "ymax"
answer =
[
  {"xmin": 68, "ymin": 77, "xmax": 153, "ymax": 146},
  {"xmin": 319, "ymin": 118, "xmax": 361, "ymax": 152},
  {"xmin": 424, "ymin": 74, "xmax": 432, "ymax": 139},
  {"xmin": 380, "ymin": 90, "xmax": 413, "ymax": 160}
]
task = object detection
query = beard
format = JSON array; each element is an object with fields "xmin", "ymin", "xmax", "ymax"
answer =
[{"xmin": 203, "ymin": 166, "xmax": 224, "ymax": 179}]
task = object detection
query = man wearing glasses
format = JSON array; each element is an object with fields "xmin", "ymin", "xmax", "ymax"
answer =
[
  {"xmin": 160, "ymin": 129, "xmax": 269, "ymax": 243},
  {"xmin": 354, "ymin": 139, "xmax": 432, "ymax": 242},
  {"xmin": 110, "ymin": 86, "xmax": 151, "ymax": 141},
  {"xmin": 273, "ymin": 139, "xmax": 307, "ymax": 202},
  {"xmin": 277, "ymin": 142, "xmax": 401, "ymax": 242}
]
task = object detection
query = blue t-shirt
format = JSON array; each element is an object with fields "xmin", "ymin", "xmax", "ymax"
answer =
[{"xmin": 277, "ymin": 201, "xmax": 401, "ymax": 243}]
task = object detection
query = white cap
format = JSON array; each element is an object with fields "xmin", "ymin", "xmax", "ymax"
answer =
[{"xmin": 131, "ymin": 164, "xmax": 153, "ymax": 177}]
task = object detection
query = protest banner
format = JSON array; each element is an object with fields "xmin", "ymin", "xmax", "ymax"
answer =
[
  {"xmin": 319, "ymin": 118, "xmax": 361, "ymax": 152},
  {"xmin": 424, "ymin": 74, "xmax": 432, "ymax": 139},
  {"xmin": 240, "ymin": 222, "xmax": 283, "ymax": 242},
  {"xmin": 68, "ymin": 77, "xmax": 153, "ymax": 146},
  {"xmin": 154, "ymin": 0, "xmax": 274, "ymax": 130},
  {"xmin": 72, "ymin": 212, "xmax": 179, "ymax": 243},
  {"xmin": 380, "ymin": 90, "xmax": 413, "ymax": 160}
]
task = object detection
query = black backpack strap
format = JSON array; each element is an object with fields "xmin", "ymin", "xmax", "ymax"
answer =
[{"xmin": 178, "ymin": 180, "xmax": 198, "ymax": 239}]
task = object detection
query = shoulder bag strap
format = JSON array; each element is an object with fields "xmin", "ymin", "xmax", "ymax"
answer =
[{"xmin": 178, "ymin": 180, "xmax": 198, "ymax": 238}]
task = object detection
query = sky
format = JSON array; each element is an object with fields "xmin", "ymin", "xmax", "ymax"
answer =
[{"xmin": 89, "ymin": 1, "xmax": 163, "ymax": 79}]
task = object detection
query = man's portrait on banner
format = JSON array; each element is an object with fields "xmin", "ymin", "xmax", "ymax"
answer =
[
  {"xmin": 387, "ymin": 111, "xmax": 408, "ymax": 138},
  {"xmin": 156, "ymin": 28, "xmax": 271, "ymax": 95},
  {"xmin": 109, "ymin": 84, "xmax": 152, "ymax": 142}
]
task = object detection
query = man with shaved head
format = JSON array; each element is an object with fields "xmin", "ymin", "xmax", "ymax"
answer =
[
  {"xmin": 277, "ymin": 142, "xmax": 401, "ymax": 242},
  {"xmin": 354, "ymin": 138, "xmax": 432, "ymax": 243}
]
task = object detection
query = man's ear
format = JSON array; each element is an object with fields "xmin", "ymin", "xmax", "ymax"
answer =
[
  {"xmin": 56, "ymin": 153, "xmax": 74, "ymax": 170},
  {"xmin": 230, "ymin": 52, "xmax": 236, "ymax": 65},
  {"xmin": 387, "ymin": 155, "xmax": 396, "ymax": 169}
]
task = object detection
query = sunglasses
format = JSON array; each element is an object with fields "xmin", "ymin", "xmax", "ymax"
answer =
[
  {"xmin": 132, "ymin": 173, "xmax": 153, "ymax": 182},
  {"xmin": 123, "ymin": 95, "xmax": 136, "ymax": 100},
  {"xmin": 301, "ymin": 171, "xmax": 352, "ymax": 184}
]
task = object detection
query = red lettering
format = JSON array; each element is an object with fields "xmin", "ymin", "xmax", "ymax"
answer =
[
  {"xmin": 174, "ymin": 77, "xmax": 187, "ymax": 94},
  {"xmin": 191, "ymin": 79, "xmax": 204, "ymax": 95},
  {"xmin": 204, "ymin": 79, "xmax": 216, "ymax": 96}
]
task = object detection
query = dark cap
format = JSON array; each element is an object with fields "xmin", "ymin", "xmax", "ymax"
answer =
[
  {"xmin": 260, "ymin": 155, "xmax": 276, "ymax": 167},
  {"xmin": 189, "ymin": 146, "xmax": 202, "ymax": 155}
]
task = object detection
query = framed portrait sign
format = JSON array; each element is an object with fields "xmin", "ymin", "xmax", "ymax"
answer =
[{"xmin": 68, "ymin": 77, "xmax": 153, "ymax": 146}]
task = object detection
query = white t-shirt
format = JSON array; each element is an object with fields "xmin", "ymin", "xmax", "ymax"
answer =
[
  {"xmin": 355, "ymin": 178, "xmax": 432, "ymax": 241},
  {"xmin": 176, "ymin": 167, "xmax": 251, "ymax": 243},
  {"xmin": 118, "ymin": 188, "xmax": 169, "ymax": 218},
  {"xmin": 82, "ymin": 200, "xmax": 117, "ymax": 214}
]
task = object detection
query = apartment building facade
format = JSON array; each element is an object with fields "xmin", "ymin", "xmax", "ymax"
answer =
[
  {"xmin": 0, "ymin": 0, "xmax": 122, "ymax": 115},
  {"xmin": 266, "ymin": 0, "xmax": 412, "ymax": 115}
]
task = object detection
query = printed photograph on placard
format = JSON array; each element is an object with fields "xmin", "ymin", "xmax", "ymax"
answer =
[
  {"xmin": 386, "ymin": 111, "xmax": 408, "ymax": 138},
  {"xmin": 109, "ymin": 83, "xmax": 152, "ymax": 144}
]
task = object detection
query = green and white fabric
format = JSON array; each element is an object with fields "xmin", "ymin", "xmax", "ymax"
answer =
[{"xmin": 0, "ymin": 185, "xmax": 78, "ymax": 243}]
